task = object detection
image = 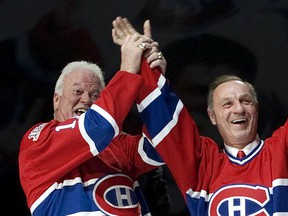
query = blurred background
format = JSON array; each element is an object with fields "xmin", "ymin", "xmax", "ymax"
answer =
[{"xmin": 1, "ymin": 0, "xmax": 288, "ymax": 215}]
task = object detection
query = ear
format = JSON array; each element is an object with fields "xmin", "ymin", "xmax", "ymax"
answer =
[
  {"xmin": 207, "ymin": 108, "xmax": 216, "ymax": 125},
  {"xmin": 53, "ymin": 93, "xmax": 60, "ymax": 111}
]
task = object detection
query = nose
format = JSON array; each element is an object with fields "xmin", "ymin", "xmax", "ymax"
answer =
[
  {"xmin": 233, "ymin": 101, "xmax": 245, "ymax": 113},
  {"xmin": 80, "ymin": 92, "xmax": 93, "ymax": 106}
]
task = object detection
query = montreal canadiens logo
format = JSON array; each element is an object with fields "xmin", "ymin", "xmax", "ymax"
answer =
[
  {"xmin": 93, "ymin": 174, "xmax": 140, "ymax": 215},
  {"xmin": 208, "ymin": 184, "xmax": 270, "ymax": 215}
]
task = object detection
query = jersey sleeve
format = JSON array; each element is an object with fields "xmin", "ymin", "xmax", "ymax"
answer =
[
  {"xmin": 136, "ymin": 59, "xmax": 204, "ymax": 196},
  {"xmin": 269, "ymin": 118, "xmax": 288, "ymax": 149},
  {"xmin": 109, "ymin": 133, "xmax": 164, "ymax": 179}
]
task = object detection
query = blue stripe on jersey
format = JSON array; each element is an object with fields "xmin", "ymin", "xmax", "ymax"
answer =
[
  {"xmin": 273, "ymin": 179, "xmax": 288, "ymax": 213},
  {"xmin": 138, "ymin": 136, "xmax": 164, "ymax": 165},
  {"xmin": 33, "ymin": 182, "xmax": 97, "ymax": 215},
  {"xmin": 139, "ymin": 83, "xmax": 179, "ymax": 140},
  {"xmin": 32, "ymin": 175, "xmax": 150, "ymax": 216},
  {"xmin": 186, "ymin": 181, "xmax": 288, "ymax": 215},
  {"xmin": 78, "ymin": 104, "xmax": 119, "ymax": 155},
  {"xmin": 186, "ymin": 193, "xmax": 206, "ymax": 216}
]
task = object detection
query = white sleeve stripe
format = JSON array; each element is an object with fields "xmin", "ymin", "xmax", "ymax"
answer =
[
  {"xmin": 30, "ymin": 182, "xmax": 58, "ymax": 213},
  {"xmin": 78, "ymin": 104, "xmax": 119, "ymax": 156},
  {"xmin": 273, "ymin": 178, "xmax": 288, "ymax": 186},
  {"xmin": 78, "ymin": 114, "xmax": 99, "ymax": 156},
  {"xmin": 137, "ymin": 74, "xmax": 166, "ymax": 112},
  {"xmin": 138, "ymin": 135, "xmax": 165, "ymax": 166},
  {"xmin": 152, "ymin": 100, "xmax": 183, "ymax": 146},
  {"xmin": 91, "ymin": 104, "xmax": 119, "ymax": 137},
  {"xmin": 137, "ymin": 88, "xmax": 161, "ymax": 112},
  {"xmin": 157, "ymin": 74, "xmax": 166, "ymax": 89}
]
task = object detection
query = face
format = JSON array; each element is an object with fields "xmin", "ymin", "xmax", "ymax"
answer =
[
  {"xmin": 207, "ymin": 80, "xmax": 258, "ymax": 148},
  {"xmin": 53, "ymin": 69, "xmax": 102, "ymax": 122}
]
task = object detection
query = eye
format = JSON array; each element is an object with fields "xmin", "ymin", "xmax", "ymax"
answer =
[
  {"xmin": 73, "ymin": 89, "xmax": 83, "ymax": 95},
  {"xmin": 90, "ymin": 90, "xmax": 101, "ymax": 100},
  {"xmin": 223, "ymin": 101, "xmax": 232, "ymax": 108},
  {"xmin": 91, "ymin": 93, "xmax": 99, "ymax": 100},
  {"xmin": 241, "ymin": 97, "xmax": 253, "ymax": 105}
]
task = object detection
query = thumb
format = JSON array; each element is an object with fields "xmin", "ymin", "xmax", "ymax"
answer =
[{"xmin": 143, "ymin": 20, "xmax": 152, "ymax": 38}]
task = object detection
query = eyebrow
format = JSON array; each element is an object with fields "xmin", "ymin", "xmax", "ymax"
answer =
[{"xmin": 221, "ymin": 93, "xmax": 252, "ymax": 102}]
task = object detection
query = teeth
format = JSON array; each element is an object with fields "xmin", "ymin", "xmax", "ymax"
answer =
[
  {"xmin": 232, "ymin": 119, "xmax": 246, "ymax": 124},
  {"xmin": 77, "ymin": 108, "xmax": 87, "ymax": 113},
  {"xmin": 74, "ymin": 108, "xmax": 87, "ymax": 116}
]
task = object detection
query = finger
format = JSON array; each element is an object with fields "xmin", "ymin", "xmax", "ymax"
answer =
[
  {"xmin": 113, "ymin": 18, "xmax": 125, "ymax": 39},
  {"xmin": 112, "ymin": 28, "xmax": 119, "ymax": 44},
  {"xmin": 137, "ymin": 42, "xmax": 154, "ymax": 51},
  {"xmin": 149, "ymin": 58, "xmax": 167, "ymax": 75},
  {"xmin": 149, "ymin": 60, "xmax": 160, "ymax": 69},
  {"xmin": 118, "ymin": 17, "xmax": 130, "ymax": 36},
  {"xmin": 143, "ymin": 20, "xmax": 152, "ymax": 38},
  {"xmin": 112, "ymin": 19, "xmax": 123, "ymax": 42},
  {"xmin": 130, "ymin": 32, "xmax": 152, "ymax": 42},
  {"xmin": 144, "ymin": 44, "xmax": 159, "ymax": 59},
  {"xmin": 116, "ymin": 17, "xmax": 135, "ymax": 38},
  {"xmin": 151, "ymin": 41, "xmax": 159, "ymax": 47},
  {"xmin": 122, "ymin": 17, "xmax": 137, "ymax": 35},
  {"xmin": 149, "ymin": 58, "xmax": 166, "ymax": 69},
  {"xmin": 146, "ymin": 51, "xmax": 158, "ymax": 63}
]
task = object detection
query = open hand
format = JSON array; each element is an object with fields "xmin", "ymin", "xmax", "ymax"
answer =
[
  {"xmin": 112, "ymin": 16, "xmax": 151, "ymax": 46},
  {"xmin": 112, "ymin": 16, "xmax": 166, "ymax": 75}
]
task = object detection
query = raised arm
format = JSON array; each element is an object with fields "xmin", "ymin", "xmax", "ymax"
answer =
[{"xmin": 116, "ymin": 18, "xmax": 205, "ymax": 200}]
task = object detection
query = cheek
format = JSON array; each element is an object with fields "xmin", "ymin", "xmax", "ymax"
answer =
[
  {"xmin": 248, "ymin": 106, "xmax": 258, "ymax": 117},
  {"xmin": 60, "ymin": 97, "xmax": 78, "ymax": 108},
  {"xmin": 216, "ymin": 111, "xmax": 231, "ymax": 126},
  {"xmin": 252, "ymin": 111, "xmax": 259, "ymax": 123}
]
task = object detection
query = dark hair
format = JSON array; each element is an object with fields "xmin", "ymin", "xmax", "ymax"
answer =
[{"xmin": 207, "ymin": 74, "xmax": 258, "ymax": 109}]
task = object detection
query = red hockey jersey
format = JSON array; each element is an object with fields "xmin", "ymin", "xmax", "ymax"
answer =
[
  {"xmin": 137, "ymin": 61, "xmax": 288, "ymax": 215},
  {"xmin": 19, "ymin": 71, "xmax": 164, "ymax": 216}
]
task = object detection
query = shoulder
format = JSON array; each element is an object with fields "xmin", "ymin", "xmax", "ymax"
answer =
[{"xmin": 20, "ymin": 120, "xmax": 57, "ymax": 149}]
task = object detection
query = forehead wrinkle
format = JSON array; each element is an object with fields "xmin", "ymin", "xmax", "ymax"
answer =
[
  {"xmin": 67, "ymin": 72, "xmax": 102, "ymax": 91},
  {"xmin": 213, "ymin": 81, "xmax": 252, "ymax": 105}
]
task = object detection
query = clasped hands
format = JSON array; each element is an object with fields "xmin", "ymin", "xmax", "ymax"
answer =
[{"xmin": 112, "ymin": 16, "xmax": 166, "ymax": 75}]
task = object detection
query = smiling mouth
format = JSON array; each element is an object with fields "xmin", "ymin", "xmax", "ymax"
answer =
[
  {"xmin": 232, "ymin": 118, "xmax": 247, "ymax": 124},
  {"xmin": 74, "ymin": 108, "xmax": 87, "ymax": 116}
]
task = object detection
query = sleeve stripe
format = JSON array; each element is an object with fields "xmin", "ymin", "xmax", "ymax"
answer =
[
  {"xmin": 137, "ymin": 88, "xmax": 161, "ymax": 112},
  {"xmin": 137, "ymin": 74, "xmax": 166, "ymax": 112},
  {"xmin": 137, "ymin": 72, "xmax": 183, "ymax": 146},
  {"xmin": 138, "ymin": 134, "xmax": 165, "ymax": 166},
  {"xmin": 157, "ymin": 74, "xmax": 166, "ymax": 88},
  {"xmin": 78, "ymin": 104, "xmax": 120, "ymax": 156},
  {"xmin": 91, "ymin": 104, "xmax": 119, "ymax": 137},
  {"xmin": 152, "ymin": 100, "xmax": 183, "ymax": 146},
  {"xmin": 78, "ymin": 114, "xmax": 99, "ymax": 156}
]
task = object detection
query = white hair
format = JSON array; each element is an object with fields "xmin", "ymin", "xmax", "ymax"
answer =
[{"xmin": 54, "ymin": 61, "xmax": 105, "ymax": 95}]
